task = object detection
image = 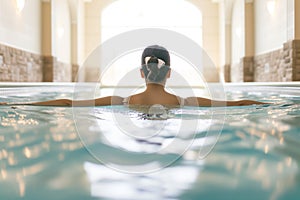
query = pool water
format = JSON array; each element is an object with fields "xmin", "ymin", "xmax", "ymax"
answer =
[{"xmin": 0, "ymin": 84, "xmax": 300, "ymax": 200}]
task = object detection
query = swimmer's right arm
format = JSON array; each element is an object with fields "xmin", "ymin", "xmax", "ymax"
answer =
[
  {"xmin": 185, "ymin": 97, "xmax": 269, "ymax": 107},
  {"xmin": 0, "ymin": 96, "xmax": 124, "ymax": 107}
]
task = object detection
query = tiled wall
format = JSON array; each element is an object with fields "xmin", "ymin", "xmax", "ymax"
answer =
[
  {"xmin": 0, "ymin": 43, "xmax": 76, "ymax": 82},
  {"xmin": 253, "ymin": 49, "xmax": 286, "ymax": 81},
  {"xmin": 253, "ymin": 41, "xmax": 295, "ymax": 82},
  {"xmin": 230, "ymin": 62, "xmax": 243, "ymax": 82},
  {"xmin": 230, "ymin": 40, "xmax": 300, "ymax": 82},
  {"xmin": 43, "ymin": 56, "xmax": 72, "ymax": 82},
  {"xmin": 0, "ymin": 44, "xmax": 43, "ymax": 81},
  {"xmin": 254, "ymin": 40, "xmax": 300, "ymax": 81},
  {"xmin": 53, "ymin": 61, "xmax": 72, "ymax": 82},
  {"xmin": 54, "ymin": 60, "xmax": 72, "ymax": 82}
]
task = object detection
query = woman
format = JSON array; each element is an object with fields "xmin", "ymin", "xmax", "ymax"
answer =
[{"xmin": 0, "ymin": 45, "xmax": 266, "ymax": 107}]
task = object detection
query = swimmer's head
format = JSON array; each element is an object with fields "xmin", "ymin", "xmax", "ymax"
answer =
[{"xmin": 141, "ymin": 45, "xmax": 171, "ymax": 85}]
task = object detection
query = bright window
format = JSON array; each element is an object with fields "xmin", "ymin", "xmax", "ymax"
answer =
[{"xmin": 100, "ymin": 0, "xmax": 204, "ymax": 88}]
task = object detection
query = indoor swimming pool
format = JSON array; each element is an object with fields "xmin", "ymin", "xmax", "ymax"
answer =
[{"xmin": 0, "ymin": 83, "xmax": 300, "ymax": 200}]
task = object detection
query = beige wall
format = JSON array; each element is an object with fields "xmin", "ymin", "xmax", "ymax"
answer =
[
  {"xmin": 69, "ymin": 0, "xmax": 85, "ymax": 65},
  {"xmin": 84, "ymin": 0, "xmax": 115, "ymax": 58},
  {"xmin": 190, "ymin": 0, "xmax": 220, "ymax": 69},
  {"xmin": 69, "ymin": 0, "xmax": 85, "ymax": 81},
  {"xmin": 52, "ymin": 0, "xmax": 72, "ymax": 63},
  {"xmin": 231, "ymin": 0, "xmax": 245, "ymax": 82},
  {"xmin": 77, "ymin": 0, "xmax": 85, "ymax": 65},
  {"xmin": 0, "ymin": 0, "xmax": 41, "ymax": 54},
  {"xmin": 254, "ymin": 0, "xmax": 288, "ymax": 55},
  {"xmin": 231, "ymin": 0, "xmax": 245, "ymax": 64}
]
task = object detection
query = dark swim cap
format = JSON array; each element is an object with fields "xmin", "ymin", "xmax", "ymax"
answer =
[{"xmin": 141, "ymin": 45, "xmax": 170, "ymax": 66}]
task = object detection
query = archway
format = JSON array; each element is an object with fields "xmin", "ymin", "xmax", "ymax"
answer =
[{"xmin": 100, "ymin": 0, "xmax": 204, "ymax": 87}]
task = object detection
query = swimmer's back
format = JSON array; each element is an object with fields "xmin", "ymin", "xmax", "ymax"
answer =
[{"xmin": 125, "ymin": 93, "xmax": 183, "ymax": 106}]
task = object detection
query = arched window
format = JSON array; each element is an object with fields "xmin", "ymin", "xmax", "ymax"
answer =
[{"xmin": 100, "ymin": 0, "xmax": 203, "ymax": 88}]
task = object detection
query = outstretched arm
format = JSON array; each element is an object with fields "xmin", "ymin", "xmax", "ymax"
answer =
[
  {"xmin": 0, "ymin": 96, "xmax": 124, "ymax": 107},
  {"xmin": 185, "ymin": 97, "xmax": 268, "ymax": 107}
]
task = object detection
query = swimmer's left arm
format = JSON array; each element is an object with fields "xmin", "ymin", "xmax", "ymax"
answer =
[
  {"xmin": 0, "ymin": 96, "xmax": 124, "ymax": 107},
  {"xmin": 78, "ymin": 96, "xmax": 124, "ymax": 106},
  {"xmin": 36, "ymin": 96, "xmax": 124, "ymax": 106},
  {"xmin": 185, "ymin": 97, "xmax": 268, "ymax": 107},
  {"xmin": 51, "ymin": 96, "xmax": 123, "ymax": 106}
]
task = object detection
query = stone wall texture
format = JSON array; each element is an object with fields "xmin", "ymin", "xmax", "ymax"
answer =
[
  {"xmin": 0, "ymin": 43, "xmax": 76, "ymax": 82},
  {"xmin": 2, "ymin": 41, "xmax": 299, "ymax": 83},
  {"xmin": 253, "ymin": 40, "xmax": 300, "ymax": 81},
  {"xmin": 254, "ymin": 47, "xmax": 290, "ymax": 82},
  {"xmin": 230, "ymin": 62, "xmax": 243, "ymax": 82},
  {"xmin": 43, "ymin": 56, "xmax": 55, "ymax": 82},
  {"xmin": 229, "ymin": 39, "xmax": 300, "ymax": 82},
  {"xmin": 242, "ymin": 57, "xmax": 254, "ymax": 82},
  {"xmin": 72, "ymin": 64, "xmax": 79, "ymax": 82},
  {"xmin": 0, "ymin": 44, "xmax": 43, "ymax": 82},
  {"xmin": 224, "ymin": 64, "xmax": 231, "ymax": 82},
  {"xmin": 291, "ymin": 40, "xmax": 300, "ymax": 81},
  {"xmin": 54, "ymin": 60, "xmax": 72, "ymax": 82}
]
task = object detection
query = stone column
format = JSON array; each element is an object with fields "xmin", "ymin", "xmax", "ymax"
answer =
[
  {"xmin": 43, "ymin": 56, "xmax": 55, "ymax": 82},
  {"xmin": 218, "ymin": 0, "xmax": 233, "ymax": 82},
  {"xmin": 292, "ymin": 40, "xmax": 300, "ymax": 81},
  {"xmin": 71, "ymin": 22, "xmax": 79, "ymax": 82},
  {"xmin": 292, "ymin": 0, "xmax": 300, "ymax": 80},
  {"xmin": 241, "ymin": 0, "xmax": 254, "ymax": 82},
  {"xmin": 41, "ymin": 0, "xmax": 54, "ymax": 82},
  {"xmin": 295, "ymin": 0, "xmax": 300, "ymax": 40},
  {"xmin": 241, "ymin": 56, "xmax": 254, "ymax": 82},
  {"xmin": 224, "ymin": 23, "xmax": 232, "ymax": 82},
  {"xmin": 69, "ymin": 0, "xmax": 84, "ymax": 82},
  {"xmin": 224, "ymin": 64, "xmax": 231, "ymax": 82}
]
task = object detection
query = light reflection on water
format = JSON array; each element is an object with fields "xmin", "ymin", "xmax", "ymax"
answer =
[
  {"xmin": 0, "ymin": 86, "xmax": 300, "ymax": 199},
  {"xmin": 84, "ymin": 161, "xmax": 201, "ymax": 200}
]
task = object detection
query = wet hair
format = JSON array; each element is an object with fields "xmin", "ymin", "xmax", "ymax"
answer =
[
  {"xmin": 141, "ymin": 45, "xmax": 170, "ymax": 84},
  {"xmin": 141, "ymin": 45, "xmax": 170, "ymax": 66}
]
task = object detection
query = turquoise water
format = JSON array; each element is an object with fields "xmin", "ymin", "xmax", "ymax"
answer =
[{"xmin": 0, "ymin": 85, "xmax": 300, "ymax": 200}]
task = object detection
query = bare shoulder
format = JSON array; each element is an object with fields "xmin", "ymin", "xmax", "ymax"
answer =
[
  {"xmin": 127, "ymin": 92, "xmax": 181, "ymax": 105},
  {"xmin": 126, "ymin": 93, "xmax": 143, "ymax": 104}
]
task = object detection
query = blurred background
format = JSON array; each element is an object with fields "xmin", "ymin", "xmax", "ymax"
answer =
[{"xmin": 0, "ymin": 0, "xmax": 299, "ymax": 84}]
